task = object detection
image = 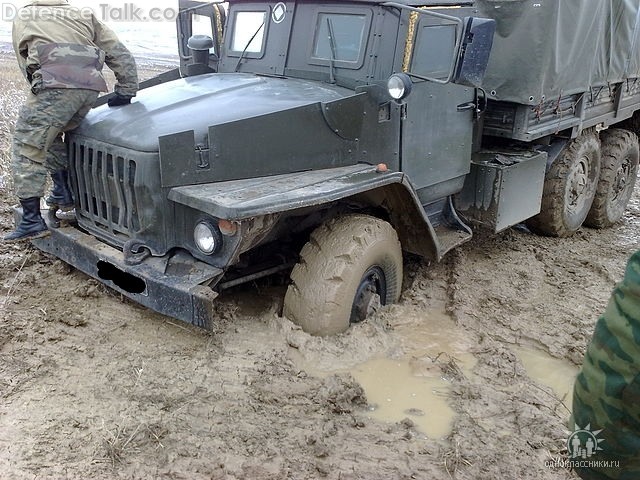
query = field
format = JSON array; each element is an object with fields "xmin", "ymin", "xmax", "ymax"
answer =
[{"xmin": 1, "ymin": 52, "xmax": 639, "ymax": 479}]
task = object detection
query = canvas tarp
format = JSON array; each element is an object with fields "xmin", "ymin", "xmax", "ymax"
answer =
[{"xmin": 477, "ymin": 0, "xmax": 640, "ymax": 105}]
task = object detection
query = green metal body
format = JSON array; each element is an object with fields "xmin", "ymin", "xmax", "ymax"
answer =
[{"xmin": 31, "ymin": 0, "xmax": 552, "ymax": 327}]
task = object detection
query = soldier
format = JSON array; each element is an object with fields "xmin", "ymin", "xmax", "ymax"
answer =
[
  {"xmin": 572, "ymin": 250, "xmax": 640, "ymax": 479},
  {"xmin": 3, "ymin": 0, "xmax": 138, "ymax": 242}
]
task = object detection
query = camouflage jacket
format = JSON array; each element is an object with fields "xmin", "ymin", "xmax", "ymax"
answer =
[
  {"xmin": 572, "ymin": 250, "xmax": 640, "ymax": 480},
  {"xmin": 12, "ymin": 0, "xmax": 138, "ymax": 96}
]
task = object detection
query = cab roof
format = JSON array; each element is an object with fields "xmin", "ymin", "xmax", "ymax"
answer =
[{"xmin": 228, "ymin": 0, "xmax": 473, "ymax": 6}]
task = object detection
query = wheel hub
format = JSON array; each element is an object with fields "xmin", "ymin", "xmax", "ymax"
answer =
[
  {"xmin": 566, "ymin": 156, "xmax": 590, "ymax": 214},
  {"xmin": 612, "ymin": 157, "xmax": 631, "ymax": 202},
  {"xmin": 350, "ymin": 266, "xmax": 387, "ymax": 324}
]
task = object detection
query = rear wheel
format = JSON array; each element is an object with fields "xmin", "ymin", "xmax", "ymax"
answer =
[
  {"xmin": 584, "ymin": 128, "xmax": 639, "ymax": 228},
  {"xmin": 527, "ymin": 132, "xmax": 601, "ymax": 237},
  {"xmin": 283, "ymin": 214, "xmax": 403, "ymax": 336}
]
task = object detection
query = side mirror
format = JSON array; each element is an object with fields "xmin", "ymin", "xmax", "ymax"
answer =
[{"xmin": 453, "ymin": 17, "xmax": 496, "ymax": 88}]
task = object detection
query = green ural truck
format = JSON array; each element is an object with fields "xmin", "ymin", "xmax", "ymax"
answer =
[{"xmin": 30, "ymin": 0, "xmax": 640, "ymax": 335}]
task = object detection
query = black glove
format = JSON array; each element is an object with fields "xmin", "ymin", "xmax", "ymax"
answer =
[{"xmin": 108, "ymin": 94, "xmax": 132, "ymax": 107}]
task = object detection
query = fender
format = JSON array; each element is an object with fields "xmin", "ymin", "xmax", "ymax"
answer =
[{"xmin": 167, "ymin": 164, "xmax": 443, "ymax": 261}]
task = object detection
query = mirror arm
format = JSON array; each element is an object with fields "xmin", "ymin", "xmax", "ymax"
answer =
[{"xmin": 381, "ymin": 2, "xmax": 463, "ymax": 25}]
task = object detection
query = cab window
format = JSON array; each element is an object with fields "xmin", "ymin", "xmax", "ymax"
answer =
[
  {"xmin": 309, "ymin": 9, "xmax": 371, "ymax": 69},
  {"xmin": 229, "ymin": 10, "xmax": 268, "ymax": 57}
]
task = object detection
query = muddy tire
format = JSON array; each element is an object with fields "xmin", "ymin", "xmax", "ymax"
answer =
[
  {"xmin": 584, "ymin": 129, "xmax": 639, "ymax": 229},
  {"xmin": 283, "ymin": 214, "xmax": 403, "ymax": 336},
  {"xmin": 526, "ymin": 132, "xmax": 601, "ymax": 237}
]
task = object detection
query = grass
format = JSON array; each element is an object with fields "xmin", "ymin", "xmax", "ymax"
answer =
[{"xmin": 100, "ymin": 423, "xmax": 142, "ymax": 468}]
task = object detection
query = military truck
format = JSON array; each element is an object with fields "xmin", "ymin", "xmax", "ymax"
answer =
[{"xmin": 27, "ymin": 0, "xmax": 640, "ymax": 335}]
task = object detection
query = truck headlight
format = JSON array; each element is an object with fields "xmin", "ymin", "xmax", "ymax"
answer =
[
  {"xmin": 194, "ymin": 220, "xmax": 222, "ymax": 255},
  {"xmin": 387, "ymin": 73, "xmax": 412, "ymax": 101}
]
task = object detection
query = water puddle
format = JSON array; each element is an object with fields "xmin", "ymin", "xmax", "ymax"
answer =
[
  {"xmin": 515, "ymin": 346, "xmax": 580, "ymax": 404},
  {"xmin": 295, "ymin": 310, "xmax": 476, "ymax": 439},
  {"xmin": 350, "ymin": 356, "xmax": 456, "ymax": 438},
  {"xmin": 352, "ymin": 312, "xmax": 475, "ymax": 438}
]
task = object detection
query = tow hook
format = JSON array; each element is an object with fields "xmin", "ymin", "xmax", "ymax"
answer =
[{"xmin": 123, "ymin": 239, "xmax": 152, "ymax": 266}]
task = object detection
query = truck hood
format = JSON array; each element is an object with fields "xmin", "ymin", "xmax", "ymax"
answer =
[{"xmin": 74, "ymin": 73, "xmax": 353, "ymax": 152}]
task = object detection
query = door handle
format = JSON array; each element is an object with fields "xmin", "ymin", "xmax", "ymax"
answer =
[{"xmin": 457, "ymin": 102, "xmax": 476, "ymax": 112}]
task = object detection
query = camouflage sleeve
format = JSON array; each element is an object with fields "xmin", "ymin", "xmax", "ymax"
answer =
[
  {"xmin": 572, "ymin": 250, "xmax": 640, "ymax": 479},
  {"xmin": 91, "ymin": 17, "xmax": 139, "ymax": 97},
  {"xmin": 12, "ymin": 18, "xmax": 33, "ymax": 83}
]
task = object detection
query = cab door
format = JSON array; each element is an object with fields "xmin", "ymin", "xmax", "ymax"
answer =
[{"xmin": 400, "ymin": 11, "xmax": 476, "ymax": 205}]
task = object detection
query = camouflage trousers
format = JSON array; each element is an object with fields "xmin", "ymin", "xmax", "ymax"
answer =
[
  {"xmin": 12, "ymin": 88, "xmax": 99, "ymax": 199},
  {"xmin": 572, "ymin": 250, "xmax": 640, "ymax": 480}
]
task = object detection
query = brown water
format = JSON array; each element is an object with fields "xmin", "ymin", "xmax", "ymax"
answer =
[
  {"xmin": 351, "ymin": 312, "xmax": 476, "ymax": 438},
  {"xmin": 515, "ymin": 346, "xmax": 580, "ymax": 405},
  {"xmin": 293, "ymin": 310, "xmax": 476, "ymax": 439},
  {"xmin": 350, "ymin": 356, "xmax": 456, "ymax": 438}
]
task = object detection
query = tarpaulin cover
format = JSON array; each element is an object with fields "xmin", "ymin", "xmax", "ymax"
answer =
[{"xmin": 477, "ymin": 0, "xmax": 640, "ymax": 105}]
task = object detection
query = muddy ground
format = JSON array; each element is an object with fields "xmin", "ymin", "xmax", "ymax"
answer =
[{"xmin": 1, "ymin": 53, "xmax": 639, "ymax": 480}]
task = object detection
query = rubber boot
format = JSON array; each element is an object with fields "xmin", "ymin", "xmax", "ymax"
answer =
[
  {"xmin": 45, "ymin": 170, "xmax": 74, "ymax": 211},
  {"xmin": 2, "ymin": 197, "xmax": 49, "ymax": 243}
]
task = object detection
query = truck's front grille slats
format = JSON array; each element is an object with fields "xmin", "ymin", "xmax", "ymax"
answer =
[
  {"xmin": 123, "ymin": 157, "xmax": 135, "ymax": 231},
  {"xmin": 100, "ymin": 151, "xmax": 114, "ymax": 229},
  {"xmin": 69, "ymin": 138, "xmax": 140, "ymax": 243}
]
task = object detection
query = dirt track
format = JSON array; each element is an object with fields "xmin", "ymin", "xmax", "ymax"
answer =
[{"xmin": 1, "ymin": 55, "xmax": 639, "ymax": 479}]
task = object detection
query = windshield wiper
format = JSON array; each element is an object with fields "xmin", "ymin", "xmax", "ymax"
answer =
[
  {"xmin": 326, "ymin": 17, "xmax": 337, "ymax": 84},
  {"xmin": 234, "ymin": 20, "xmax": 266, "ymax": 72}
]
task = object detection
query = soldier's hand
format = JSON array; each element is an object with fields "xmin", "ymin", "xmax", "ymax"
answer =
[{"xmin": 108, "ymin": 94, "xmax": 133, "ymax": 107}]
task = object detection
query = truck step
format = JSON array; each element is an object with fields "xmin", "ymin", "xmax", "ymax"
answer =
[
  {"xmin": 432, "ymin": 197, "xmax": 473, "ymax": 260},
  {"xmin": 433, "ymin": 224, "xmax": 472, "ymax": 259}
]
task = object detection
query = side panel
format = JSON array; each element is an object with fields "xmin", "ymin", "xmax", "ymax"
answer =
[{"xmin": 208, "ymin": 102, "xmax": 360, "ymax": 182}]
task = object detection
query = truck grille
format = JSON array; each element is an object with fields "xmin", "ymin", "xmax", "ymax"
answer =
[{"xmin": 69, "ymin": 138, "xmax": 140, "ymax": 241}]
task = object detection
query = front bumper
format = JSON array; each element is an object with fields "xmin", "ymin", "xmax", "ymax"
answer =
[{"xmin": 32, "ymin": 218, "xmax": 223, "ymax": 329}]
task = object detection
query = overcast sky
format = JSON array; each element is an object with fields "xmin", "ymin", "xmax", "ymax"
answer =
[{"xmin": 0, "ymin": 1, "xmax": 184, "ymax": 57}]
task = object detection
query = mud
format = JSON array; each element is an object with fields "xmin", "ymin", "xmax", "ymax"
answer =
[{"xmin": 1, "ymin": 53, "xmax": 639, "ymax": 479}]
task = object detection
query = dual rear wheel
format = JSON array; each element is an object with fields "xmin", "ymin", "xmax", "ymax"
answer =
[{"xmin": 527, "ymin": 128, "xmax": 639, "ymax": 237}]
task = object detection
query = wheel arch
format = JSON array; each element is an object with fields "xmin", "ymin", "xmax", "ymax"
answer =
[{"xmin": 345, "ymin": 182, "xmax": 439, "ymax": 262}]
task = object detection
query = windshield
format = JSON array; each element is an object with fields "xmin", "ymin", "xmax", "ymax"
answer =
[
  {"xmin": 231, "ymin": 10, "xmax": 267, "ymax": 53},
  {"xmin": 312, "ymin": 13, "xmax": 367, "ymax": 63}
]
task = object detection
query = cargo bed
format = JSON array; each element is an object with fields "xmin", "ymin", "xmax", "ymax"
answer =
[{"xmin": 484, "ymin": 79, "xmax": 640, "ymax": 142}]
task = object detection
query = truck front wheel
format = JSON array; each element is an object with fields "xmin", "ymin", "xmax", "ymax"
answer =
[
  {"xmin": 584, "ymin": 129, "xmax": 639, "ymax": 228},
  {"xmin": 527, "ymin": 132, "xmax": 601, "ymax": 237},
  {"xmin": 283, "ymin": 214, "xmax": 403, "ymax": 336}
]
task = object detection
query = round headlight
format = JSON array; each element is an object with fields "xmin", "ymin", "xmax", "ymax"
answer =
[
  {"xmin": 387, "ymin": 73, "xmax": 412, "ymax": 101},
  {"xmin": 194, "ymin": 221, "xmax": 222, "ymax": 255}
]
